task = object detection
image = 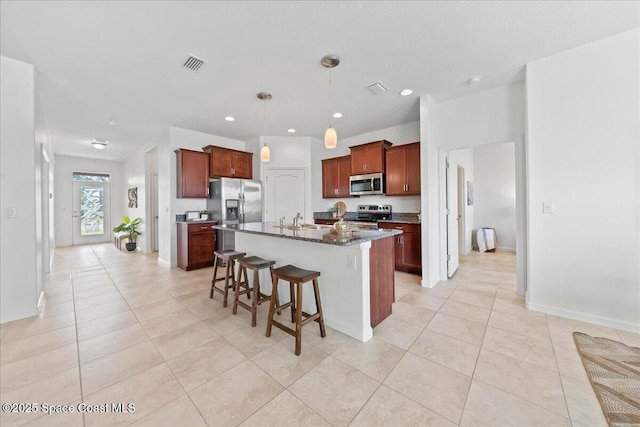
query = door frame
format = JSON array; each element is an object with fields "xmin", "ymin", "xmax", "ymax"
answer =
[
  {"xmin": 144, "ymin": 146, "xmax": 159, "ymax": 253},
  {"xmin": 438, "ymin": 136, "xmax": 527, "ymax": 297},
  {"xmin": 456, "ymin": 165, "xmax": 465, "ymax": 256}
]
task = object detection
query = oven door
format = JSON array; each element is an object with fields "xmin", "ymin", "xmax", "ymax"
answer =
[{"xmin": 350, "ymin": 173, "xmax": 385, "ymax": 196}]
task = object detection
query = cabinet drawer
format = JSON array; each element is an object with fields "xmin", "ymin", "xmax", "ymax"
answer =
[
  {"xmin": 378, "ymin": 222, "xmax": 421, "ymax": 234},
  {"xmin": 315, "ymin": 219, "xmax": 338, "ymax": 225},
  {"xmin": 187, "ymin": 223, "xmax": 217, "ymax": 232}
]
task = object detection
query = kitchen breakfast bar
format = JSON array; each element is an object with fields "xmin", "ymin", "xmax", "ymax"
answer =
[{"xmin": 213, "ymin": 222, "xmax": 402, "ymax": 342}]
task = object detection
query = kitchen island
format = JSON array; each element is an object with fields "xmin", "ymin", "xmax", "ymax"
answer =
[{"xmin": 213, "ymin": 222, "xmax": 402, "ymax": 342}]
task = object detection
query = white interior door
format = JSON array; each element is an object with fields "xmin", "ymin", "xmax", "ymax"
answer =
[
  {"xmin": 446, "ymin": 158, "xmax": 460, "ymax": 277},
  {"xmin": 72, "ymin": 180, "xmax": 111, "ymax": 245},
  {"xmin": 264, "ymin": 168, "xmax": 305, "ymax": 223}
]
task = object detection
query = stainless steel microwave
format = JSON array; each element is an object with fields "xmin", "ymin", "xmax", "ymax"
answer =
[{"xmin": 350, "ymin": 173, "xmax": 385, "ymax": 196}]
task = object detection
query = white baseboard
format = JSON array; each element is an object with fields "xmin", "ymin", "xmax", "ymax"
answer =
[
  {"xmin": 527, "ymin": 301, "xmax": 640, "ymax": 334},
  {"xmin": 497, "ymin": 246, "xmax": 516, "ymax": 252},
  {"xmin": 325, "ymin": 318, "xmax": 373, "ymax": 342},
  {"xmin": 157, "ymin": 257, "xmax": 170, "ymax": 268}
]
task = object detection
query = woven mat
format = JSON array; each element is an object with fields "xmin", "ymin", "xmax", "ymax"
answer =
[{"xmin": 573, "ymin": 332, "xmax": 640, "ymax": 427}]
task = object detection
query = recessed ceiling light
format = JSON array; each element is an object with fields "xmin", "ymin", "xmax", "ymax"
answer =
[
  {"xmin": 468, "ymin": 75, "xmax": 482, "ymax": 85},
  {"xmin": 107, "ymin": 119, "xmax": 117, "ymax": 126},
  {"xmin": 399, "ymin": 89, "xmax": 413, "ymax": 96},
  {"xmin": 91, "ymin": 139, "xmax": 108, "ymax": 150},
  {"xmin": 224, "ymin": 116, "xmax": 235, "ymax": 122},
  {"xmin": 288, "ymin": 129, "xmax": 296, "ymax": 133},
  {"xmin": 332, "ymin": 112, "xmax": 342, "ymax": 118}
]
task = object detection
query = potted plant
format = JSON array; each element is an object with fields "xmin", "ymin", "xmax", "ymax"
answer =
[
  {"xmin": 113, "ymin": 216, "xmax": 141, "ymax": 251},
  {"xmin": 328, "ymin": 207, "xmax": 339, "ymax": 218},
  {"xmin": 200, "ymin": 210, "xmax": 209, "ymax": 220}
]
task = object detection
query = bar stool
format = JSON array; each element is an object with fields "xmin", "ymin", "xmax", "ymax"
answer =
[
  {"xmin": 210, "ymin": 249, "xmax": 246, "ymax": 307},
  {"xmin": 233, "ymin": 256, "xmax": 276, "ymax": 327},
  {"xmin": 266, "ymin": 265, "xmax": 326, "ymax": 355}
]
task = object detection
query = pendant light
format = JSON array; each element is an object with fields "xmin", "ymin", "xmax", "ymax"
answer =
[
  {"xmin": 321, "ymin": 55, "xmax": 339, "ymax": 149},
  {"xmin": 257, "ymin": 92, "xmax": 272, "ymax": 162}
]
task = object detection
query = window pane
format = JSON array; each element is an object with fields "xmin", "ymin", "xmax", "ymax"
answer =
[
  {"xmin": 80, "ymin": 185, "xmax": 104, "ymax": 236},
  {"xmin": 73, "ymin": 173, "xmax": 110, "ymax": 182}
]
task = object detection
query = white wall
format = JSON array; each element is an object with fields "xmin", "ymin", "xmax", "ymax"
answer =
[
  {"xmin": 0, "ymin": 56, "xmax": 39, "ymax": 323},
  {"xmin": 422, "ymin": 82, "xmax": 525, "ymax": 285},
  {"xmin": 257, "ymin": 136, "xmax": 313, "ymax": 221},
  {"xmin": 472, "ymin": 142, "xmax": 516, "ymax": 251},
  {"xmin": 448, "ymin": 148, "xmax": 474, "ymax": 255},
  {"xmin": 311, "ymin": 121, "xmax": 422, "ymax": 215},
  {"xmin": 526, "ymin": 29, "xmax": 639, "ymax": 332},
  {"xmin": 54, "ymin": 155, "xmax": 124, "ymax": 247}
]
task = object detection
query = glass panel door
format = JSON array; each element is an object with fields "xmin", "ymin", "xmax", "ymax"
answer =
[{"xmin": 72, "ymin": 180, "xmax": 111, "ymax": 245}]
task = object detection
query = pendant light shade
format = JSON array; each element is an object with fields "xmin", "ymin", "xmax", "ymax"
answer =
[
  {"xmin": 324, "ymin": 127, "xmax": 337, "ymax": 149},
  {"xmin": 257, "ymin": 92, "xmax": 272, "ymax": 162},
  {"xmin": 260, "ymin": 143, "xmax": 270, "ymax": 162},
  {"xmin": 321, "ymin": 55, "xmax": 340, "ymax": 149}
]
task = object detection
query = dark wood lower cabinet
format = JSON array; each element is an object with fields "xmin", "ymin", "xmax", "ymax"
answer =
[
  {"xmin": 378, "ymin": 222, "xmax": 422, "ymax": 275},
  {"xmin": 177, "ymin": 222, "xmax": 217, "ymax": 271},
  {"xmin": 369, "ymin": 235, "xmax": 395, "ymax": 328}
]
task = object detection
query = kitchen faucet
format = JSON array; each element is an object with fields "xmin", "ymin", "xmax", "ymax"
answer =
[
  {"xmin": 279, "ymin": 216, "xmax": 286, "ymax": 227},
  {"xmin": 293, "ymin": 212, "xmax": 303, "ymax": 227}
]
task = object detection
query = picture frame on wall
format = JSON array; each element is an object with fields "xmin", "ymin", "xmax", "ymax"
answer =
[
  {"xmin": 467, "ymin": 181, "xmax": 474, "ymax": 205},
  {"xmin": 128, "ymin": 187, "xmax": 138, "ymax": 208}
]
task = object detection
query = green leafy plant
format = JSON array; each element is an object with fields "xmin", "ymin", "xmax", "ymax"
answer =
[
  {"xmin": 200, "ymin": 210, "xmax": 208, "ymax": 215},
  {"xmin": 113, "ymin": 216, "xmax": 141, "ymax": 243}
]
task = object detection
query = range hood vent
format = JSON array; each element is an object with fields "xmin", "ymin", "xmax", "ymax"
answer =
[
  {"xmin": 183, "ymin": 55, "xmax": 206, "ymax": 71},
  {"xmin": 367, "ymin": 81, "xmax": 388, "ymax": 95}
]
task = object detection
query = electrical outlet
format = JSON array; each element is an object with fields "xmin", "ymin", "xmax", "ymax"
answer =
[{"xmin": 542, "ymin": 201, "xmax": 554, "ymax": 214}]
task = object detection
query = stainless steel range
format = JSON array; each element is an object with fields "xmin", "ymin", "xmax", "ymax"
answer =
[{"xmin": 347, "ymin": 205, "xmax": 392, "ymax": 230}]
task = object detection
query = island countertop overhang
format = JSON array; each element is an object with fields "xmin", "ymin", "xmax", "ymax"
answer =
[{"xmin": 213, "ymin": 222, "xmax": 402, "ymax": 246}]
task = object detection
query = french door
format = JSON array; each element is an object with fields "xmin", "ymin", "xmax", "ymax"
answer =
[{"xmin": 72, "ymin": 175, "xmax": 111, "ymax": 245}]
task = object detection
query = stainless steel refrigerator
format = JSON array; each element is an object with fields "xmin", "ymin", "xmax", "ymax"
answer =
[{"xmin": 207, "ymin": 178, "xmax": 262, "ymax": 251}]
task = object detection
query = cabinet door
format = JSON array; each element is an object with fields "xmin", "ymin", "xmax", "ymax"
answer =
[
  {"xmin": 336, "ymin": 156, "xmax": 351, "ymax": 197},
  {"xmin": 211, "ymin": 148, "xmax": 232, "ymax": 177},
  {"xmin": 232, "ymin": 151, "xmax": 252, "ymax": 179},
  {"xmin": 188, "ymin": 230, "xmax": 215, "ymax": 265},
  {"xmin": 322, "ymin": 158, "xmax": 339, "ymax": 198},
  {"xmin": 362, "ymin": 144, "xmax": 384, "ymax": 173},
  {"xmin": 405, "ymin": 143, "xmax": 421, "ymax": 195},
  {"xmin": 384, "ymin": 147, "xmax": 406, "ymax": 196},
  {"xmin": 314, "ymin": 219, "xmax": 338, "ymax": 225},
  {"xmin": 350, "ymin": 146, "xmax": 367, "ymax": 174},
  {"xmin": 176, "ymin": 149, "xmax": 209, "ymax": 198},
  {"xmin": 401, "ymin": 232, "xmax": 422, "ymax": 272}
]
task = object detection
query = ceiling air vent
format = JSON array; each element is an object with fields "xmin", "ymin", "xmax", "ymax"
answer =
[
  {"xmin": 367, "ymin": 81, "xmax": 388, "ymax": 95},
  {"xmin": 183, "ymin": 55, "xmax": 206, "ymax": 71}
]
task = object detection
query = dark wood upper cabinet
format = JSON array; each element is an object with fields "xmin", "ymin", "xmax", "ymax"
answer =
[
  {"xmin": 175, "ymin": 149, "xmax": 210, "ymax": 198},
  {"xmin": 350, "ymin": 140, "xmax": 392, "ymax": 175},
  {"xmin": 385, "ymin": 142, "xmax": 421, "ymax": 196},
  {"xmin": 202, "ymin": 145, "xmax": 253, "ymax": 179},
  {"xmin": 322, "ymin": 155, "xmax": 352, "ymax": 198}
]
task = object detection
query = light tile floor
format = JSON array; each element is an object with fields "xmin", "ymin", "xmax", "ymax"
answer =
[{"xmin": 1, "ymin": 244, "xmax": 636, "ymax": 426}]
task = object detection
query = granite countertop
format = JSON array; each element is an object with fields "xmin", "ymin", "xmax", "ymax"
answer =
[
  {"xmin": 313, "ymin": 212, "xmax": 421, "ymax": 225},
  {"xmin": 213, "ymin": 222, "xmax": 402, "ymax": 246},
  {"xmin": 176, "ymin": 220, "xmax": 219, "ymax": 224}
]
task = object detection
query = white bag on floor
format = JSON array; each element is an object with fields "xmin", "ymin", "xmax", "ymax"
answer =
[{"xmin": 477, "ymin": 228, "xmax": 496, "ymax": 253}]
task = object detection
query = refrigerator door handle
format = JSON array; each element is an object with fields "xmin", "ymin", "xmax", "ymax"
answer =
[{"xmin": 240, "ymin": 192, "xmax": 245, "ymax": 223}]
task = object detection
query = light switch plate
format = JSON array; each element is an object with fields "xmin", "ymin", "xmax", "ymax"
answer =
[{"xmin": 542, "ymin": 201, "xmax": 554, "ymax": 214}]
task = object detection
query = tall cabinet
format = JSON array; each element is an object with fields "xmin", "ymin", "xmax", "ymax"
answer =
[
  {"xmin": 385, "ymin": 142, "xmax": 420, "ymax": 196},
  {"xmin": 321, "ymin": 155, "xmax": 351, "ymax": 198}
]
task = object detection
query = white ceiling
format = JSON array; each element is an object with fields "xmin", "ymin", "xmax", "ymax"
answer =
[{"xmin": 1, "ymin": 1, "xmax": 638, "ymax": 161}]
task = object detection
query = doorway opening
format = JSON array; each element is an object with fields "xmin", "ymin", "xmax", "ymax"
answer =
[
  {"xmin": 443, "ymin": 139, "xmax": 524, "ymax": 296},
  {"xmin": 145, "ymin": 146, "xmax": 159, "ymax": 253}
]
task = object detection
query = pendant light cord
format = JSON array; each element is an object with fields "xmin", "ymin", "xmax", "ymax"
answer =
[
  {"xmin": 263, "ymin": 98, "xmax": 267, "ymax": 146},
  {"xmin": 329, "ymin": 67, "xmax": 333, "ymax": 128}
]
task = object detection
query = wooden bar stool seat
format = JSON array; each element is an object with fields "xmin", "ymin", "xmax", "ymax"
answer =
[
  {"xmin": 266, "ymin": 264, "xmax": 326, "ymax": 355},
  {"xmin": 210, "ymin": 249, "xmax": 246, "ymax": 307},
  {"xmin": 233, "ymin": 256, "xmax": 276, "ymax": 327}
]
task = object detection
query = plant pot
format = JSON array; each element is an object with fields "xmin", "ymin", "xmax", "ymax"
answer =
[{"xmin": 125, "ymin": 242, "xmax": 137, "ymax": 251}]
